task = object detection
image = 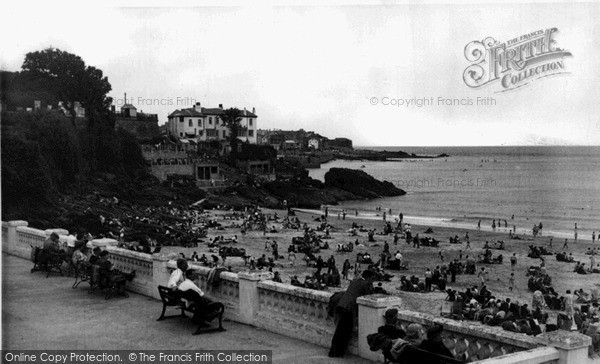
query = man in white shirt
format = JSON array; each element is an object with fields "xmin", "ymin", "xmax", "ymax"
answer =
[
  {"xmin": 168, "ymin": 259, "xmax": 188, "ymax": 290},
  {"xmin": 178, "ymin": 270, "xmax": 206, "ymax": 306}
]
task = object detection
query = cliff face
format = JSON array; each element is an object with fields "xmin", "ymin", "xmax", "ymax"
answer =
[{"xmin": 324, "ymin": 168, "xmax": 405, "ymax": 199}]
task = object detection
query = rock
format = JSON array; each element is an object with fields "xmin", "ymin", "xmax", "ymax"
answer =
[{"xmin": 324, "ymin": 168, "xmax": 405, "ymax": 198}]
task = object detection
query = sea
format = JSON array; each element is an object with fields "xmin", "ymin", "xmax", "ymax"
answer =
[{"xmin": 308, "ymin": 146, "xmax": 600, "ymax": 241}]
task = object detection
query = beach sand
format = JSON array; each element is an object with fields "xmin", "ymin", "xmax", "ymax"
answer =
[{"xmin": 163, "ymin": 208, "xmax": 600, "ymax": 316}]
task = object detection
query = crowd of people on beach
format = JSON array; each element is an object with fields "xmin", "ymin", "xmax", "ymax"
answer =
[{"xmin": 47, "ymin": 198, "xmax": 600, "ymax": 358}]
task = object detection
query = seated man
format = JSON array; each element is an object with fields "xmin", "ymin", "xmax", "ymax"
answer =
[
  {"xmin": 168, "ymin": 258, "xmax": 188, "ymax": 293},
  {"xmin": 89, "ymin": 247, "xmax": 101, "ymax": 265},
  {"xmin": 419, "ymin": 325, "xmax": 454, "ymax": 359},
  {"xmin": 378, "ymin": 308, "xmax": 406, "ymax": 340},
  {"xmin": 178, "ymin": 269, "xmax": 219, "ymax": 326},
  {"xmin": 95, "ymin": 250, "xmax": 135, "ymax": 288},
  {"xmin": 38, "ymin": 232, "xmax": 61, "ymax": 268}
]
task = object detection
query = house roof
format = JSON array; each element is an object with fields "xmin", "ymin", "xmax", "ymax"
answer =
[
  {"xmin": 168, "ymin": 107, "xmax": 257, "ymax": 118},
  {"xmin": 122, "ymin": 104, "xmax": 137, "ymax": 109}
]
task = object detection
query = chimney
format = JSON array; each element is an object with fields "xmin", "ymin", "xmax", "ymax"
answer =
[
  {"xmin": 124, "ymin": 92, "xmax": 127, "ymax": 104},
  {"xmin": 219, "ymin": 104, "xmax": 223, "ymax": 109},
  {"xmin": 252, "ymin": 107, "xmax": 255, "ymax": 114},
  {"xmin": 244, "ymin": 107, "xmax": 247, "ymax": 115},
  {"xmin": 194, "ymin": 102, "xmax": 202, "ymax": 112}
]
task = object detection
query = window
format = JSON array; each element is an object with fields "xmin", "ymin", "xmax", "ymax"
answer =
[
  {"xmin": 249, "ymin": 118, "xmax": 253, "ymax": 126},
  {"xmin": 189, "ymin": 120, "xmax": 193, "ymax": 127},
  {"xmin": 209, "ymin": 117, "xmax": 212, "ymax": 125},
  {"xmin": 222, "ymin": 130, "xmax": 226, "ymax": 138},
  {"xmin": 207, "ymin": 129, "xmax": 217, "ymax": 137},
  {"xmin": 180, "ymin": 132, "xmax": 183, "ymax": 137},
  {"xmin": 249, "ymin": 130, "xmax": 254, "ymax": 137},
  {"xmin": 198, "ymin": 120, "xmax": 201, "ymax": 127},
  {"xmin": 179, "ymin": 116, "xmax": 184, "ymax": 122},
  {"xmin": 199, "ymin": 130, "xmax": 203, "ymax": 136}
]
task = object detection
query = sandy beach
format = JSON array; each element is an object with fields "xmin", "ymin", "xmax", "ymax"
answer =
[{"xmin": 163, "ymin": 207, "xmax": 600, "ymax": 316}]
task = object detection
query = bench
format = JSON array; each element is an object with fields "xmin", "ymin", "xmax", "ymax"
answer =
[
  {"xmin": 30, "ymin": 246, "xmax": 65, "ymax": 278},
  {"xmin": 157, "ymin": 285, "xmax": 225, "ymax": 335},
  {"xmin": 72, "ymin": 262, "xmax": 132, "ymax": 300}
]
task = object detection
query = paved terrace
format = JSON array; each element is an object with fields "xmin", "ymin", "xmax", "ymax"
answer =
[{"xmin": 1, "ymin": 254, "xmax": 370, "ymax": 363}]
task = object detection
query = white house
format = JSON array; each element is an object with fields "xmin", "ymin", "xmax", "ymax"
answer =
[{"xmin": 167, "ymin": 102, "xmax": 257, "ymax": 145}]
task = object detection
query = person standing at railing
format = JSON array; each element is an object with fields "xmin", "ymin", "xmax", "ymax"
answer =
[{"xmin": 328, "ymin": 269, "xmax": 377, "ymax": 357}]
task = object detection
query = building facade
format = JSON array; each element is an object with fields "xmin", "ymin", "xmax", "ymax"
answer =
[{"xmin": 166, "ymin": 102, "xmax": 257, "ymax": 145}]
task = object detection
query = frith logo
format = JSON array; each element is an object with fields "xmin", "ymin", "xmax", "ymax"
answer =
[{"xmin": 463, "ymin": 28, "xmax": 572, "ymax": 91}]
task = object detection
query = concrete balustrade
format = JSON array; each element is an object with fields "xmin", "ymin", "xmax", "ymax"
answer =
[
  {"xmin": 357, "ymin": 294, "xmax": 403, "ymax": 361},
  {"xmin": 2, "ymin": 220, "xmax": 596, "ymax": 363}
]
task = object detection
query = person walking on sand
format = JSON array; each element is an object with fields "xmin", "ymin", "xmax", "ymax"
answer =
[
  {"xmin": 548, "ymin": 238, "xmax": 553, "ymax": 250},
  {"xmin": 574, "ymin": 223, "xmax": 578, "ymax": 241},
  {"xmin": 413, "ymin": 234, "xmax": 420, "ymax": 248},
  {"xmin": 492, "ymin": 220, "xmax": 496, "ymax": 230},
  {"xmin": 593, "ymin": 231, "xmax": 596, "ymax": 243},
  {"xmin": 465, "ymin": 236, "xmax": 471, "ymax": 250},
  {"xmin": 562, "ymin": 239, "xmax": 569, "ymax": 250},
  {"xmin": 509, "ymin": 273, "xmax": 515, "ymax": 291},
  {"xmin": 477, "ymin": 220, "xmax": 481, "ymax": 230},
  {"xmin": 510, "ymin": 253, "xmax": 517, "ymax": 271},
  {"xmin": 478, "ymin": 267, "xmax": 488, "ymax": 286}
]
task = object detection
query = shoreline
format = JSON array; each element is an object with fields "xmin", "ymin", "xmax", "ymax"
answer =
[{"xmin": 300, "ymin": 206, "xmax": 596, "ymax": 243}]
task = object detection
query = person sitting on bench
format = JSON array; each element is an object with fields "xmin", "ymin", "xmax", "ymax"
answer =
[
  {"xmin": 168, "ymin": 258, "xmax": 189, "ymax": 293},
  {"xmin": 39, "ymin": 232, "xmax": 61, "ymax": 268},
  {"xmin": 96, "ymin": 250, "xmax": 135, "ymax": 287},
  {"xmin": 178, "ymin": 269, "xmax": 219, "ymax": 327},
  {"xmin": 89, "ymin": 247, "xmax": 102, "ymax": 264}
]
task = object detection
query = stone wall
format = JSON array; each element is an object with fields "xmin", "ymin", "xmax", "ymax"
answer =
[
  {"xmin": 394, "ymin": 310, "xmax": 540, "ymax": 361},
  {"xmin": 150, "ymin": 164, "xmax": 195, "ymax": 181}
]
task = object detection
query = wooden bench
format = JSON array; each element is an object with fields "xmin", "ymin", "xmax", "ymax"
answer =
[
  {"xmin": 157, "ymin": 285, "xmax": 225, "ymax": 335},
  {"xmin": 30, "ymin": 246, "xmax": 65, "ymax": 278},
  {"xmin": 72, "ymin": 262, "xmax": 132, "ymax": 300}
]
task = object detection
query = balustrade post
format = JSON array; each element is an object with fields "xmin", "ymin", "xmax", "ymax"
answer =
[
  {"xmin": 5, "ymin": 220, "xmax": 28, "ymax": 255},
  {"xmin": 238, "ymin": 271, "xmax": 273, "ymax": 325},
  {"xmin": 536, "ymin": 330, "xmax": 591, "ymax": 364},
  {"xmin": 357, "ymin": 294, "xmax": 403, "ymax": 362}
]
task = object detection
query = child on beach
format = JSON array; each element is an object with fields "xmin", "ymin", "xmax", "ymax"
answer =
[
  {"xmin": 509, "ymin": 273, "xmax": 515, "ymax": 291},
  {"xmin": 478, "ymin": 267, "xmax": 488, "ymax": 286}
]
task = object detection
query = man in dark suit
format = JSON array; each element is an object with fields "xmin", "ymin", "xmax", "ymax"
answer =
[
  {"xmin": 328, "ymin": 269, "xmax": 377, "ymax": 357},
  {"xmin": 418, "ymin": 325, "xmax": 454, "ymax": 359}
]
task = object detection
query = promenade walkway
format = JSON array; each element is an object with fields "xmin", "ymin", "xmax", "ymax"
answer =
[{"xmin": 1, "ymin": 254, "xmax": 370, "ymax": 363}]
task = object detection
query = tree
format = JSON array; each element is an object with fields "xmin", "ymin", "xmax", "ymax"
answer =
[
  {"xmin": 220, "ymin": 108, "xmax": 243, "ymax": 166},
  {"xmin": 20, "ymin": 47, "xmax": 113, "ymax": 128}
]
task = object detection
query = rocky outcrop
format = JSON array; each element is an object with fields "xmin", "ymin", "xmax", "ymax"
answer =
[{"xmin": 324, "ymin": 168, "xmax": 405, "ymax": 199}]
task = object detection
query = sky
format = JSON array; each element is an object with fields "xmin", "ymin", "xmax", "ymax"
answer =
[{"xmin": 1, "ymin": 1, "xmax": 599, "ymax": 146}]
